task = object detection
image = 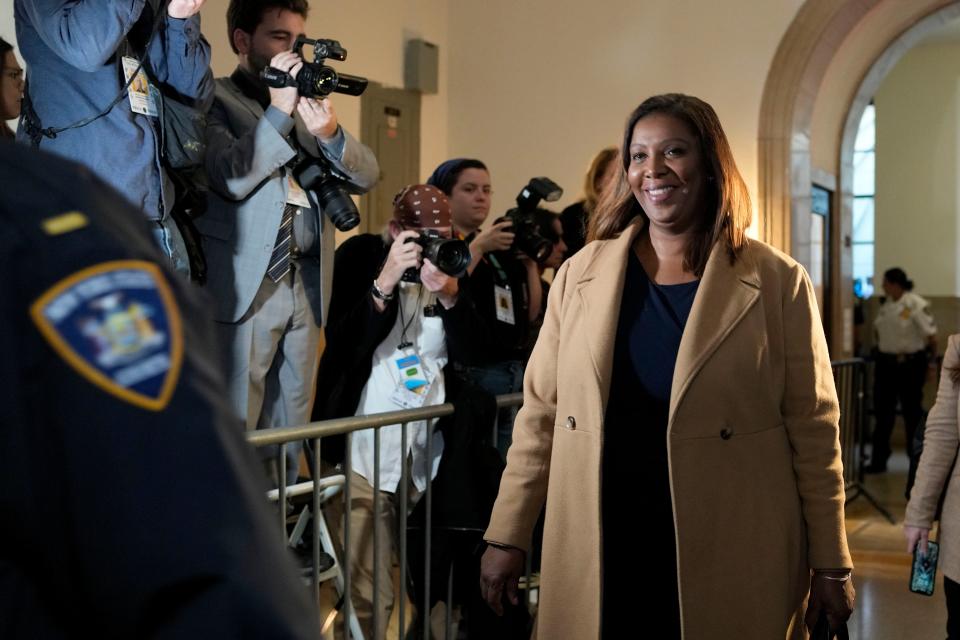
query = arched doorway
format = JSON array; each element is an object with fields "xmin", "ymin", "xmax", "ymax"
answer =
[{"xmin": 758, "ymin": 0, "xmax": 960, "ymax": 356}]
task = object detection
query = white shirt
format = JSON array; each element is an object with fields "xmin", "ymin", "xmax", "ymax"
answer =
[
  {"xmin": 874, "ymin": 291, "xmax": 937, "ymax": 354},
  {"xmin": 351, "ymin": 282, "xmax": 447, "ymax": 493}
]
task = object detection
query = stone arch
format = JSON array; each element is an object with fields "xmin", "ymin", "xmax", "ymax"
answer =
[{"xmin": 758, "ymin": 0, "xmax": 960, "ymax": 354}]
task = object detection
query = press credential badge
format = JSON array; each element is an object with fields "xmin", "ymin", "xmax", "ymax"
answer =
[
  {"xmin": 389, "ymin": 348, "xmax": 433, "ymax": 409},
  {"xmin": 494, "ymin": 285, "xmax": 516, "ymax": 325},
  {"xmin": 122, "ymin": 56, "xmax": 158, "ymax": 117},
  {"xmin": 286, "ymin": 175, "xmax": 312, "ymax": 208}
]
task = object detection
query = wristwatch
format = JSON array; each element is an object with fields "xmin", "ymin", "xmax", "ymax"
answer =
[{"xmin": 371, "ymin": 279, "xmax": 396, "ymax": 302}]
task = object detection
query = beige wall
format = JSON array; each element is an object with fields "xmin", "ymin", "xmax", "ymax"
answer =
[
  {"xmin": 874, "ymin": 42, "xmax": 960, "ymax": 297},
  {"xmin": 446, "ymin": 0, "xmax": 804, "ymax": 220}
]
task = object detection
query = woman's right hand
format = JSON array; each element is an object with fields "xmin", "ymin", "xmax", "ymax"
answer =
[
  {"xmin": 471, "ymin": 220, "xmax": 515, "ymax": 255},
  {"xmin": 480, "ymin": 545, "xmax": 525, "ymax": 616},
  {"xmin": 376, "ymin": 230, "xmax": 422, "ymax": 295},
  {"xmin": 904, "ymin": 525, "xmax": 931, "ymax": 556}
]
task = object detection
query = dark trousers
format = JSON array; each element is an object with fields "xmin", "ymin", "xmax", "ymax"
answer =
[
  {"xmin": 872, "ymin": 351, "xmax": 928, "ymax": 467},
  {"xmin": 947, "ymin": 576, "xmax": 960, "ymax": 639}
]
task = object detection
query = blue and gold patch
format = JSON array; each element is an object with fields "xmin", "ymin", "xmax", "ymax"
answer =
[{"xmin": 30, "ymin": 260, "xmax": 183, "ymax": 411}]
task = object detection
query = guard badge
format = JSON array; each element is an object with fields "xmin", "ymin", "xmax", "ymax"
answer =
[{"xmin": 30, "ymin": 260, "xmax": 184, "ymax": 411}]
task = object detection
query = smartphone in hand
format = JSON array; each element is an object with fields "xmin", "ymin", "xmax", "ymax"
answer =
[{"xmin": 910, "ymin": 540, "xmax": 940, "ymax": 596}]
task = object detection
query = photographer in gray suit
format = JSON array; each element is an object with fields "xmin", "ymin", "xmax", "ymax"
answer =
[{"xmin": 201, "ymin": 0, "xmax": 378, "ymax": 485}]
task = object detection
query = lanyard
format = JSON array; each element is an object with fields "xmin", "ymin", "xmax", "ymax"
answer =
[
  {"xmin": 397, "ymin": 284, "xmax": 424, "ymax": 350},
  {"xmin": 485, "ymin": 253, "xmax": 510, "ymax": 286}
]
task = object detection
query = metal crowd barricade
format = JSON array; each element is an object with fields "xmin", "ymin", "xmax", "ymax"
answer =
[
  {"xmin": 246, "ymin": 392, "xmax": 528, "ymax": 640},
  {"xmin": 832, "ymin": 358, "xmax": 895, "ymax": 523}
]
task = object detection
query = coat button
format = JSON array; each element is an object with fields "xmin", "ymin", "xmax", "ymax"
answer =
[
  {"xmin": 720, "ymin": 428, "xmax": 732, "ymax": 440},
  {"xmin": 565, "ymin": 416, "xmax": 576, "ymax": 430}
]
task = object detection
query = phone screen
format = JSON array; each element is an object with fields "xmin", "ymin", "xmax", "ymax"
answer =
[{"xmin": 910, "ymin": 540, "xmax": 939, "ymax": 596}]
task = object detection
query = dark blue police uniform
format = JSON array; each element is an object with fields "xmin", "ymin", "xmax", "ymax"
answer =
[{"xmin": 0, "ymin": 141, "xmax": 317, "ymax": 638}]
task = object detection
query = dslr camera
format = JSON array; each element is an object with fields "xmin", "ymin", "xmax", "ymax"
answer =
[
  {"xmin": 292, "ymin": 154, "xmax": 361, "ymax": 232},
  {"xmin": 262, "ymin": 36, "xmax": 368, "ymax": 99},
  {"xmin": 402, "ymin": 230, "xmax": 471, "ymax": 283},
  {"xmin": 499, "ymin": 177, "xmax": 563, "ymax": 263}
]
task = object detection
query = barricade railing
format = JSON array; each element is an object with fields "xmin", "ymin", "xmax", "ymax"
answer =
[
  {"xmin": 247, "ymin": 392, "xmax": 524, "ymax": 640},
  {"xmin": 832, "ymin": 358, "xmax": 895, "ymax": 523}
]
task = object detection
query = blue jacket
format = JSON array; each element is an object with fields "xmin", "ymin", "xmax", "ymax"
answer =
[{"xmin": 15, "ymin": 0, "xmax": 213, "ymax": 221}]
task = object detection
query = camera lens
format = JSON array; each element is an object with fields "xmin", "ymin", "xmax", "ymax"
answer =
[
  {"xmin": 429, "ymin": 238, "xmax": 471, "ymax": 278},
  {"xmin": 314, "ymin": 66, "xmax": 339, "ymax": 98},
  {"xmin": 315, "ymin": 179, "xmax": 360, "ymax": 232},
  {"xmin": 517, "ymin": 234, "xmax": 553, "ymax": 264}
]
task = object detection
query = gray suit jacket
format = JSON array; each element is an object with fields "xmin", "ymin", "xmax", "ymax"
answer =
[{"xmin": 200, "ymin": 73, "xmax": 378, "ymax": 325}]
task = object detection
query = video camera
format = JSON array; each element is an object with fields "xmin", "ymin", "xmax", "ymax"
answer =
[
  {"xmin": 402, "ymin": 230, "xmax": 471, "ymax": 283},
  {"xmin": 262, "ymin": 36, "xmax": 368, "ymax": 99},
  {"xmin": 499, "ymin": 177, "xmax": 563, "ymax": 263}
]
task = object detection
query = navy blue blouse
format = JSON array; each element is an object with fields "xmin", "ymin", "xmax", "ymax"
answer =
[{"xmin": 601, "ymin": 250, "xmax": 699, "ymax": 638}]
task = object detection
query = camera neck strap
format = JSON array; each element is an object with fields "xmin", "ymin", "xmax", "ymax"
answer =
[
  {"xmin": 396, "ymin": 283, "xmax": 424, "ymax": 351},
  {"xmin": 230, "ymin": 67, "xmax": 271, "ymax": 111}
]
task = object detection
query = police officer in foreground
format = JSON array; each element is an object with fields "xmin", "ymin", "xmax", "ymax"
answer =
[{"xmin": 0, "ymin": 141, "xmax": 317, "ymax": 637}]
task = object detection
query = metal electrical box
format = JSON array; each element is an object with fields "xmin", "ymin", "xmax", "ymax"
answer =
[{"xmin": 404, "ymin": 38, "xmax": 438, "ymax": 94}]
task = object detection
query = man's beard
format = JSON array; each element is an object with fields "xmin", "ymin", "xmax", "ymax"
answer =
[{"xmin": 248, "ymin": 49, "xmax": 272, "ymax": 77}]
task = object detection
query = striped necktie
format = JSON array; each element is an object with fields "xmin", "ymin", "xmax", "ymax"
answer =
[{"xmin": 267, "ymin": 204, "xmax": 296, "ymax": 283}]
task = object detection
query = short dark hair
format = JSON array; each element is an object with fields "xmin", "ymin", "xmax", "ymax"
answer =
[
  {"xmin": 0, "ymin": 38, "xmax": 13, "ymax": 61},
  {"xmin": 426, "ymin": 158, "xmax": 488, "ymax": 196},
  {"xmin": 226, "ymin": 0, "xmax": 309, "ymax": 54},
  {"xmin": 532, "ymin": 208, "xmax": 561, "ymax": 244},
  {"xmin": 883, "ymin": 267, "xmax": 913, "ymax": 291}
]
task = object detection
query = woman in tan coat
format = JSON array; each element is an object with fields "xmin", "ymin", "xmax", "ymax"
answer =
[
  {"xmin": 904, "ymin": 334, "xmax": 960, "ymax": 638},
  {"xmin": 480, "ymin": 94, "xmax": 855, "ymax": 638}
]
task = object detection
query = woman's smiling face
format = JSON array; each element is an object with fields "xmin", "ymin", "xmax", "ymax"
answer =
[{"xmin": 626, "ymin": 112, "xmax": 707, "ymax": 234}]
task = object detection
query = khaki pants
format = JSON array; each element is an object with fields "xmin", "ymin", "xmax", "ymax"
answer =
[{"xmin": 348, "ymin": 471, "xmax": 421, "ymax": 640}]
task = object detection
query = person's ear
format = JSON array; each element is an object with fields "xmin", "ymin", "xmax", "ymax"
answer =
[
  {"xmin": 388, "ymin": 220, "xmax": 403, "ymax": 240},
  {"xmin": 233, "ymin": 29, "xmax": 252, "ymax": 56}
]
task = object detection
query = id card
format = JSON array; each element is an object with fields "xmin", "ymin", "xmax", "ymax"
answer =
[
  {"xmin": 121, "ymin": 56, "xmax": 158, "ymax": 117},
  {"xmin": 389, "ymin": 350, "xmax": 432, "ymax": 409},
  {"xmin": 494, "ymin": 285, "xmax": 516, "ymax": 325},
  {"xmin": 286, "ymin": 175, "xmax": 312, "ymax": 208}
]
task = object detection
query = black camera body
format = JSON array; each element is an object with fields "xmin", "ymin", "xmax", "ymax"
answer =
[
  {"xmin": 292, "ymin": 155, "xmax": 360, "ymax": 232},
  {"xmin": 262, "ymin": 36, "xmax": 368, "ymax": 99},
  {"xmin": 500, "ymin": 177, "xmax": 563, "ymax": 264},
  {"xmin": 401, "ymin": 230, "xmax": 471, "ymax": 283}
]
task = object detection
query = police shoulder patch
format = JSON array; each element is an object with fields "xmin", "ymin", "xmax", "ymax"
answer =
[{"xmin": 30, "ymin": 260, "xmax": 184, "ymax": 412}]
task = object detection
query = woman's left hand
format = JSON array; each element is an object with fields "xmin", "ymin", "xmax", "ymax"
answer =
[
  {"xmin": 904, "ymin": 525, "xmax": 930, "ymax": 556},
  {"xmin": 805, "ymin": 570, "xmax": 855, "ymax": 631}
]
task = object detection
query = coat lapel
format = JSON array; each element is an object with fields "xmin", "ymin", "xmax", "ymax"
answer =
[
  {"xmin": 575, "ymin": 218, "xmax": 646, "ymax": 411},
  {"xmin": 669, "ymin": 241, "xmax": 760, "ymax": 420}
]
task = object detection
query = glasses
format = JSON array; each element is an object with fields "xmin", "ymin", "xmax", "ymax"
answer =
[{"xmin": 2, "ymin": 69, "xmax": 24, "ymax": 82}]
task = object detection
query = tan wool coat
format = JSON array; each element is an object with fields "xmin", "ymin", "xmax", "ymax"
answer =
[
  {"xmin": 905, "ymin": 334, "xmax": 960, "ymax": 583},
  {"xmin": 485, "ymin": 218, "xmax": 852, "ymax": 639}
]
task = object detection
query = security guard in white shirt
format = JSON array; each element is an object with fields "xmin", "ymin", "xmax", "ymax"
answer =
[{"xmin": 869, "ymin": 267, "xmax": 938, "ymax": 473}]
